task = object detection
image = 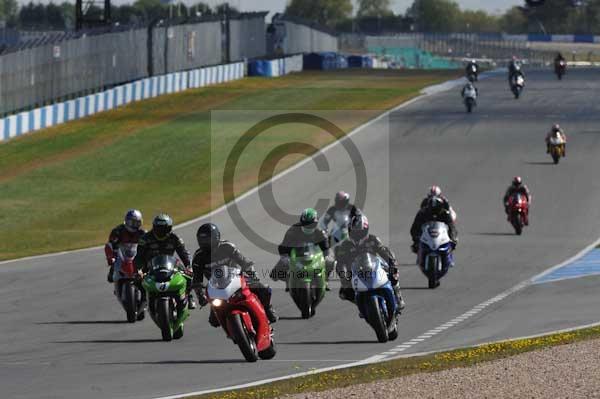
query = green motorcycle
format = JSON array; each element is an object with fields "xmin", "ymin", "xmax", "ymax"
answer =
[
  {"xmin": 288, "ymin": 243, "xmax": 327, "ymax": 319},
  {"xmin": 142, "ymin": 255, "xmax": 192, "ymax": 341}
]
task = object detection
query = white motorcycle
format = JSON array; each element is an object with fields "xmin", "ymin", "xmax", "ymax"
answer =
[
  {"xmin": 419, "ymin": 222, "xmax": 454, "ymax": 289},
  {"xmin": 511, "ymin": 73, "xmax": 525, "ymax": 99},
  {"xmin": 463, "ymin": 86, "xmax": 477, "ymax": 113}
]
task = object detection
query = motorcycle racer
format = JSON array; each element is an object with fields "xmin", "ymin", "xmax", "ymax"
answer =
[
  {"xmin": 104, "ymin": 209, "xmax": 146, "ymax": 283},
  {"xmin": 503, "ymin": 177, "xmax": 531, "ymax": 225},
  {"xmin": 134, "ymin": 214, "xmax": 196, "ymax": 309},
  {"xmin": 545, "ymin": 124, "xmax": 567, "ymax": 155},
  {"xmin": 270, "ymin": 208, "xmax": 334, "ymax": 290},
  {"xmin": 411, "ymin": 196, "xmax": 458, "ymax": 254},
  {"xmin": 335, "ymin": 215, "xmax": 405, "ymax": 310},
  {"xmin": 192, "ymin": 223, "xmax": 278, "ymax": 325},
  {"xmin": 318, "ymin": 191, "xmax": 362, "ymax": 232}
]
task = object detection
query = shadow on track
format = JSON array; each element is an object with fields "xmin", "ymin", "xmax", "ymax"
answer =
[
  {"xmin": 38, "ymin": 320, "xmax": 128, "ymax": 325},
  {"xmin": 475, "ymin": 232, "xmax": 516, "ymax": 236},
  {"xmin": 279, "ymin": 340, "xmax": 375, "ymax": 345},
  {"xmin": 401, "ymin": 286, "xmax": 431, "ymax": 290},
  {"xmin": 278, "ymin": 316, "xmax": 304, "ymax": 320},
  {"xmin": 525, "ymin": 161, "xmax": 555, "ymax": 165},
  {"xmin": 52, "ymin": 339, "xmax": 162, "ymax": 344},
  {"xmin": 93, "ymin": 359, "xmax": 245, "ymax": 365}
]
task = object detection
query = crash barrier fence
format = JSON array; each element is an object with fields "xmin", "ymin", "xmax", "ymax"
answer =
[
  {"xmin": 0, "ymin": 61, "xmax": 243, "ymax": 142},
  {"xmin": 0, "ymin": 13, "xmax": 339, "ymax": 117},
  {"xmin": 248, "ymin": 54, "xmax": 303, "ymax": 77}
]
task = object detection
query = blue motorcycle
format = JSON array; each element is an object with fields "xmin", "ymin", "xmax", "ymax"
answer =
[{"xmin": 351, "ymin": 253, "xmax": 399, "ymax": 343}]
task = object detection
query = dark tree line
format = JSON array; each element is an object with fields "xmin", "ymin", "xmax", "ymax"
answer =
[{"xmin": 1, "ymin": 1, "xmax": 239, "ymax": 30}]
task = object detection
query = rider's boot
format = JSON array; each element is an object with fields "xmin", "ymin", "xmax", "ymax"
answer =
[
  {"xmin": 265, "ymin": 305, "xmax": 278, "ymax": 324},
  {"xmin": 188, "ymin": 292, "xmax": 197, "ymax": 310},
  {"xmin": 107, "ymin": 265, "xmax": 114, "ymax": 283}
]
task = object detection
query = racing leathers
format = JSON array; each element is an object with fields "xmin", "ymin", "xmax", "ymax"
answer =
[
  {"xmin": 545, "ymin": 129, "xmax": 567, "ymax": 155},
  {"xmin": 503, "ymin": 184, "xmax": 531, "ymax": 225},
  {"xmin": 104, "ymin": 224, "xmax": 146, "ymax": 283},
  {"xmin": 134, "ymin": 230, "xmax": 194, "ymax": 307},
  {"xmin": 318, "ymin": 204, "xmax": 362, "ymax": 246},
  {"xmin": 270, "ymin": 223, "xmax": 334, "ymax": 288},
  {"xmin": 192, "ymin": 240, "xmax": 277, "ymax": 324},
  {"xmin": 335, "ymin": 235, "xmax": 405, "ymax": 310},
  {"xmin": 508, "ymin": 60, "xmax": 522, "ymax": 81}
]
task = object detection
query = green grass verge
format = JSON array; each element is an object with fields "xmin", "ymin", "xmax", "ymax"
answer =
[
  {"xmin": 0, "ymin": 69, "xmax": 459, "ymax": 260},
  {"xmin": 192, "ymin": 324, "xmax": 600, "ymax": 399}
]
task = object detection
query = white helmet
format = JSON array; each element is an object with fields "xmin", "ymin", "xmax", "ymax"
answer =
[{"xmin": 428, "ymin": 185, "xmax": 442, "ymax": 197}]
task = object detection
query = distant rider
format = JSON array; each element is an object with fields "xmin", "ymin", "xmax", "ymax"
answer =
[
  {"xmin": 545, "ymin": 124, "xmax": 567, "ymax": 155},
  {"xmin": 554, "ymin": 52, "xmax": 566, "ymax": 66},
  {"xmin": 318, "ymin": 191, "xmax": 362, "ymax": 231},
  {"xmin": 192, "ymin": 223, "xmax": 278, "ymax": 325},
  {"xmin": 465, "ymin": 59, "xmax": 479, "ymax": 80},
  {"xmin": 104, "ymin": 209, "xmax": 146, "ymax": 283},
  {"xmin": 134, "ymin": 213, "xmax": 196, "ymax": 309},
  {"xmin": 335, "ymin": 214, "xmax": 405, "ymax": 310},
  {"xmin": 508, "ymin": 56, "xmax": 522, "ymax": 79},
  {"xmin": 411, "ymin": 196, "xmax": 458, "ymax": 255},
  {"xmin": 270, "ymin": 208, "xmax": 334, "ymax": 290},
  {"xmin": 503, "ymin": 177, "xmax": 531, "ymax": 225}
]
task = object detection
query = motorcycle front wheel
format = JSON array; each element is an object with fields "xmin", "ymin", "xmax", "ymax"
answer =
[{"xmin": 229, "ymin": 314, "xmax": 258, "ymax": 362}]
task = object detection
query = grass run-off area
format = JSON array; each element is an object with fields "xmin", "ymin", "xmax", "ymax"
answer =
[
  {"xmin": 193, "ymin": 324, "xmax": 600, "ymax": 399},
  {"xmin": 0, "ymin": 69, "xmax": 459, "ymax": 260}
]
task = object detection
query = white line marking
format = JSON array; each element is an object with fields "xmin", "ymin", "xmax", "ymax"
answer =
[
  {"xmin": 366, "ymin": 237, "xmax": 600, "ymax": 362},
  {"xmin": 1, "ymin": 76, "xmax": 441, "ymax": 267}
]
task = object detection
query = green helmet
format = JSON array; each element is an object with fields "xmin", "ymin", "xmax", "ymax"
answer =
[{"xmin": 300, "ymin": 208, "xmax": 318, "ymax": 235}]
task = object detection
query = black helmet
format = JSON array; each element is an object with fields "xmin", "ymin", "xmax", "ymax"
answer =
[
  {"xmin": 349, "ymin": 215, "xmax": 369, "ymax": 243},
  {"xmin": 196, "ymin": 223, "xmax": 220, "ymax": 250},
  {"xmin": 428, "ymin": 196, "xmax": 444, "ymax": 215},
  {"xmin": 152, "ymin": 214, "xmax": 173, "ymax": 240},
  {"xmin": 334, "ymin": 191, "xmax": 350, "ymax": 209}
]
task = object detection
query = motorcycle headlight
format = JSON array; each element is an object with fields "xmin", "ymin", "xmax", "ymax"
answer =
[{"xmin": 212, "ymin": 299, "xmax": 223, "ymax": 307}]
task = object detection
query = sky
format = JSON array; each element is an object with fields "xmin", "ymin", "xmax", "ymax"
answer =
[{"xmin": 18, "ymin": 0, "xmax": 525, "ymax": 16}]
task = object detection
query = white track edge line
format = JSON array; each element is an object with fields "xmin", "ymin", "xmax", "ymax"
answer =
[
  {"xmin": 1, "ymin": 71, "xmax": 481, "ymax": 267},
  {"xmin": 153, "ymin": 318, "xmax": 600, "ymax": 399}
]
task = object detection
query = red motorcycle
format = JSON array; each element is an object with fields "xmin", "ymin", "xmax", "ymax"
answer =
[
  {"xmin": 207, "ymin": 265, "xmax": 276, "ymax": 362},
  {"xmin": 507, "ymin": 193, "xmax": 529, "ymax": 235},
  {"xmin": 113, "ymin": 244, "xmax": 145, "ymax": 322}
]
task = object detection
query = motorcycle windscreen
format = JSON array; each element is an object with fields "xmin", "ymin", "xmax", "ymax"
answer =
[
  {"xmin": 351, "ymin": 252, "xmax": 389, "ymax": 291},
  {"xmin": 149, "ymin": 255, "xmax": 176, "ymax": 282},
  {"xmin": 119, "ymin": 243, "xmax": 138, "ymax": 261},
  {"xmin": 208, "ymin": 265, "xmax": 242, "ymax": 300},
  {"xmin": 291, "ymin": 244, "xmax": 321, "ymax": 268}
]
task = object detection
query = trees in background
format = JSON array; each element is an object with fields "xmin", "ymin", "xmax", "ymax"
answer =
[{"xmin": 285, "ymin": 0, "xmax": 353, "ymax": 28}]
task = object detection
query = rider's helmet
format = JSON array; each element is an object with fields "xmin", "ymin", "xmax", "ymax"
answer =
[
  {"xmin": 152, "ymin": 213, "xmax": 173, "ymax": 240},
  {"xmin": 349, "ymin": 215, "xmax": 369, "ymax": 244},
  {"xmin": 196, "ymin": 223, "xmax": 220, "ymax": 251},
  {"xmin": 552, "ymin": 123, "xmax": 560, "ymax": 132},
  {"xmin": 300, "ymin": 208, "xmax": 319, "ymax": 235},
  {"xmin": 428, "ymin": 196, "xmax": 445, "ymax": 216},
  {"xmin": 334, "ymin": 191, "xmax": 350, "ymax": 209},
  {"xmin": 512, "ymin": 176, "xmax": 523, "ymax": 188},
  {"xmin": 428, "ymin": 185, "xmax": 442, "ymax": 197},
  {"xmin": 471, "ymin": 59, "xmax": 477, "ymax": 64},
  {"xmin": 124, "ymin": 209, "xmax": 143, "ymax": 232}
]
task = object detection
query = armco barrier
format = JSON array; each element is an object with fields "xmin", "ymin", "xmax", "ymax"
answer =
[
  {"xmin": 0, "ymin": 61, "xmax": 245, "ymax": 142},
  {"xmin": 248, "ymin": 54, "xmax": 303, "ymax": 77}
]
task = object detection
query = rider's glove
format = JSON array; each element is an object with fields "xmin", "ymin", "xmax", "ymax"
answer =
[{"xmin": 107, "ymin": 258, "xmax": 115, "ymax": 266}]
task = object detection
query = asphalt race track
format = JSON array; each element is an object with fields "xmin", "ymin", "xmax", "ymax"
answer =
[{"xmin": 2, "ymin": 69, "xmax": 600, "ymax": 399}]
